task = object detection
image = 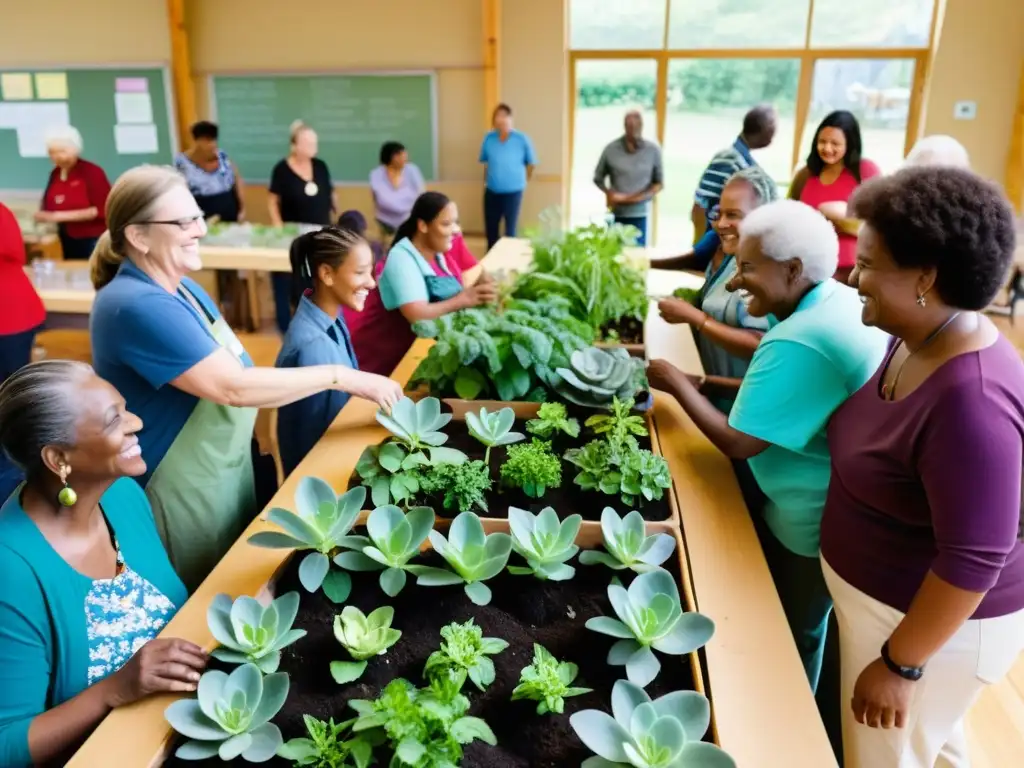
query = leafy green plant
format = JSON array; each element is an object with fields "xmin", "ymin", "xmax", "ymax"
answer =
[
  {"xmin": 277, "ymin": 715, "xmax": 376, "ymax": 768},
  {"xmin": 408, "ymin": 295, "xmax": 594, "ymax": 402},
  {"xmin": 563, "ymin": 439, "xmax": 614, "ymax": 493},
  {"xmin": 615, "ymin": 449, "xmax": 672, "ymax": 507},
  {"xmin": 526, "ymin": 401, "xmax": 580, "ymax": 439},
  {"xmin": 207, "ymin": 592, "xmax": 306, "ymax": 674},
  {"xmin": 570, "ymin": 679, "xmax": 735, "ymax": 767},
  {"xmin": 407, "ymin": 511, "xmax": 512, "ymax": 606},
  {"xmin": 331, "ymin": 605, "xmax": 402, "ymax": 684},
  {"xmin": 672, "ymin": 286, "xmax": 703, "ymax": 304},
  {"xmin": 586, "ymin": 397, "xmax": 648, "ymax": 459},
  {"xmin": 579, "ymin": 508, "xmax": 677, "ymax": 573},
  {"xmin": 507, "ymin": 506, "xmax": 581, "ymax": 581},
  {"xmin": 554, "ymin": 347, "xmax": 647, "ymax": 409},
  {"xmin": 587, "ymin": 568, "xmax": 715, "ymax": 688},
  {"xmin": 499, "ymin": 438, "xmax": 562, "ymax": 498},
  {"xmin": 247, "ymin": 479, "xmax": 366, "ymax": 594},
  {"xmin": 415, "ymin": 460, "xmax": 492, "ymax": 514},
  {"xmin": 332, "ymin": 505, "xmax": 433, "ymax": 597},
  {"xmin": 165, "ymin": 663, "xmax": 288, "ymax": 762},
  {"xmin": 423, "ymin": 618, "xmax": 509, "ymax": 691},
  {"xmin": 466, "ymin": 406, "xmax": 525, "ymax": 464},
  {"xmin": 350, "ymin": 675, "xmax": 495, "ymax": 767},
  {"xmin": 511, "ymin": 644, "xmax": 591, "ymax": 715}
]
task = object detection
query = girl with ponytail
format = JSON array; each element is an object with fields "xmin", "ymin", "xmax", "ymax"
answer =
[{"xmin": 275, "ymin": 226, "xmax": 377, "ymax": 474}]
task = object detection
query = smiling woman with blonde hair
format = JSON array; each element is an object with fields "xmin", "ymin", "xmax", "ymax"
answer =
[{"xmin": 88, "ymin": 166, "xmax": 400, "ymax": 590}]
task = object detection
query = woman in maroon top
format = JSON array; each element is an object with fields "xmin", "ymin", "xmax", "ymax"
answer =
[
  {"xmin": 34, "ymin": 126, "xmax": 112, "ymax": 260},
  {"xmin": 821, "ymin": 166, "xmax": 1024, "ymax": 768}
]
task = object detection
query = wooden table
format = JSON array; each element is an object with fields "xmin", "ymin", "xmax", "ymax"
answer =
[{"xmin": 69, "ymin": 237, "xmax": 834, "ymax": 767}]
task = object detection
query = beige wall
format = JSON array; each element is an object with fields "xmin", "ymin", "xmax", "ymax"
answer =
[{"xmin": 924, "ymin": 0, "xmax": 1024, "ymax": 184}]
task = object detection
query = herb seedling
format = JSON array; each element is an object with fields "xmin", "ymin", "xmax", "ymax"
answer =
[
  {"xmin": 578, "ymin": 508, "xmax": 676, "ymax": 573},
  {"xmin": 165, "ymin": 663, "xmax": 288, "ymax": 762},
  {"xmin": 571, "ymin": 679, "xmax": 735, "ymax": 768},
  {"xmin": 333, "ymin": 505, "xmax": 434, "ymax": 597},
  {"xmin": 277, "ymin": 714, "xmax": 376, "ymax": 768},
  {"xmin": 423, "ymin": 618, "xmax": 508, "ymax": 692},
  {"xmin": 247, "ymin": 479, "xmax": 367, "ymax": 594},
  {"xmin": 331, "ymin": 606, "xmax": 402, "ymax": 684},
  {"xmin": 466, "ymin": 406, "xmax": 525, "ymax": 464},
  {"xmin": 587, "ymin": 568, "xmax": 715, "ymax": 688},
  {"xmin": 416, "ymin": 459, "xmax": 492, "ymax": 514},
  {"xmin": 207, "ymin": 591, "xmax": 306, "ymax": 674},
  {"xmin": 526, "ymin": 401, "xmax": 580, "ymax": 439},
  {"xmin": 407, "ymin": 511, "xmax": 512, "ymax": 605},
  {"xmin": 507, "ymin": 506, "xmax": 581, "ymax": 581},
  {"xmin": 614, "ymin": 449, "xmax": 672, "ymax": 507},
  {"xmin": 585, "ymin": 396, "xmax": 647, "ymax": 459},
  {"xmin": 511, "ymin": 644, "xmax": 592, "ymax": 715},
  {"xmin": 499, "ymin": 438, "xmax": 562, "ymax": 498}
]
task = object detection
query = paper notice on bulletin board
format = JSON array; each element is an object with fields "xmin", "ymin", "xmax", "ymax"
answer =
[
  {"xmin": 115, "ymin": 123, "xmax": 158, "ymax": 154},
  {"xmin": 35, "ymin": 72, "xmax": 68, "ymax": 100},
  {"xmin": 115, "ymin": 92, "xmax": 153, "ymax": 124},
  {"xmin": 0, "ymin": 73, "xmax": 33, "ymax": 100}
]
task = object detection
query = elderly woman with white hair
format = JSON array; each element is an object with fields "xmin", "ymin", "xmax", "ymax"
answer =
[
  {"xmin": 648, "ymin": 199, "xmax": 889, "ymax": 700},
  {"xmin": 33, "ymin": 126, "xmax": 112, "ymax": 260},
  {"xmin": 903, "ymin": 134, "xmax": 970, "ymax": 169}
]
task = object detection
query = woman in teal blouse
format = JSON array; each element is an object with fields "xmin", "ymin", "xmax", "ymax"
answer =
[{"xmin": 0, "ymin": 361, "xmax": 206, "ymax": 767}]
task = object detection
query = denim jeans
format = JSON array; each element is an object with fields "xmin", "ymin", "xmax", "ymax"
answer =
[
  {"xmin": 271, "ymin": 272, "xmax": 293, "ymax": 335},
  {"xmin": 483, "ymin": 189, "xmax": 523, "ymax": 251},
  {"xmin": 613, "ymin": 214, "xmax": 648, "ymax": 246}
]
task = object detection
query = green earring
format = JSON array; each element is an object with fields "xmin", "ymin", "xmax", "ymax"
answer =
[{"xmin": 58, "ymin": 469, "xmax": 77, "ymax": 507}]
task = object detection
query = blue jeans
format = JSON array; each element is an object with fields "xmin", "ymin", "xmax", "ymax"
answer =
[
  {"xmin": 484, "ymin": 190, "xmax": 523, "ymax": 251},
  {"xmin": 271, "ymin": 272, "xmax": 293, "ymax": 334},
  {"xmin": 613, "ymin": 214, "xmax": 648, "ymax": 246}
]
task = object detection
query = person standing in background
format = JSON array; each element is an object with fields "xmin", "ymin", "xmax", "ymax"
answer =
[
  {"xmin": 370, "ymin": 141, "xmax": 424, "ymax": 245},
  {"xmin": 34, "ymin": 126, "xmax": 111, "ymax": 260},
  {"xmin": 593, "ymin": 110, "xmax": 664, "ymax": 246},
  {"xmin": 789, "ymin": 111, "xmax": 880, "ymax": 283},
  {"xmin": 268, "ymin": 121, "xmax": 337, "ymax": 334},
  {"xmin": 174, "ymin": 121, "xmax": 246, "ymax": 223},
  {"xmin": 479, "ymin": 104, "xmax": 536, "ymax": 250}
]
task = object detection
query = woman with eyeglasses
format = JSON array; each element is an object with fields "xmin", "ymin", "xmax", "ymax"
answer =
[{"xmin": 88, "ymin": 166, "xmax": 402, "ymax": 591}]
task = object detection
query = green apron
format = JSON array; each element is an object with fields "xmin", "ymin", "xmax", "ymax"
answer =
[{"xmin": 146, "ymin": 287, "xmax": 258, "ymax": 592}]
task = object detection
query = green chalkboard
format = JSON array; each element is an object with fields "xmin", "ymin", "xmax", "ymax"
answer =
[
  {"xmin": 210, "ymin": 73, "xmax": 436, "ymax": 184},
  {"xmin": 0, "ymin": 67, "xmax": 174, "ymax": 190}
]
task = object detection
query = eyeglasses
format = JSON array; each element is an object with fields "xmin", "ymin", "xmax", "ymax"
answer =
[{"xmin": 137, "ymin": 214, "xmax": 205, "ymax": 230}]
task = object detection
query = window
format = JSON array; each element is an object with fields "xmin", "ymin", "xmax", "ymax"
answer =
[
  {"xmin": 571, "ymin": 59, "xmax": 659, "ymax": 227},
  {"xmin": 798, "ymin": 59, "xmax": 916, "ymax": 175},
  {"xmin": 810, "ymin": 0, "xmax": 935, "ymax": 48},
  {"xmin": 667, "ymin": 0, "xmax": 810, "ymax": 49},
  {"xmin": 659, "ymin": 59, "xmax": 800, "ymax": 246},
  {"xmin": 569, "ymin": 0, "xmax": 668, "ymax": 50}
]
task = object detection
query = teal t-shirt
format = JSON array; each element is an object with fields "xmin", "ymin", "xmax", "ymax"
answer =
[
  {"xmin": 379, "ymin": 237, "xmax": 456, "ymax": 311},
  {"xmin": 0, "ymin": 479, "xmax": 186, "ymax": 767},
  {"xmin": 728, "ymin": 280, "xmax": 889, "ymax": 557}
]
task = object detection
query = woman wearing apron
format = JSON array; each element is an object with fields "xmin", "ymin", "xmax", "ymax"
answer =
[
  {"xmin": 348, "ymin": 192, "xmax": 498, "ymax": 377},
  {"xmin": 89, "ymin": 167, "xmax": 402, "ymax": 591}
]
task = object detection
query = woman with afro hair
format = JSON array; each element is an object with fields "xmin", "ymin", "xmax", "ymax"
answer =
[{"xmin": 821, "ymin": 165, "xmax": 1024, "ymax": 768}]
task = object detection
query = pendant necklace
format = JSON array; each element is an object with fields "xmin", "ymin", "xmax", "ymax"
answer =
[{"xmin": 882, "ymin": 312, "xmax": 962, "ymax": 400}]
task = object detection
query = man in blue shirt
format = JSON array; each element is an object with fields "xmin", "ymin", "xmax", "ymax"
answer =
[{"xmin": 479, "ymin": 103, "xmax": 537, "ymax": 250}]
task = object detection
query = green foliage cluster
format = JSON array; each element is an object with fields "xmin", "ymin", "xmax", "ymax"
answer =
[
  {"xmin": 511, "ymin": 644, "xmax": 591, "ymax": 716},
  {"xmin": 416, "ymin": 460, "xmax": 492, "ymax": 514},
  {"xmin": 423, "ymin": 619, "xmax": 509, "ymax": 692},
  {"xmin": 500, "ymin": 439, "xmax": 562, "ymax": 499},
  {"xmin": 525, "ymin": 402, "xmax": 580, "ymax": 439},
  {"xmin": 672, "ymin": 286, "xmax": 702, "ymax": 304}
]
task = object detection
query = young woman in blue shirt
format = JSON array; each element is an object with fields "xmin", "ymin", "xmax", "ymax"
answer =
[{"xmin": 275, "ymin": 225, "xmax": 377, "ymax": 476}]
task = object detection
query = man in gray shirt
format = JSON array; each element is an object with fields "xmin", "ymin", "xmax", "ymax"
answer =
[{"xmin": 593, "ymin": 110, "xmax": 664, "ymax": 245}]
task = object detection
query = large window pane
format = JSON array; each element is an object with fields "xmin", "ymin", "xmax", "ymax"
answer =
[
  {"xmin": 657, "ymin": 59, "xmax": 800, "ymax": 248},
  {"xmin": 571, "ymin": 60, "xmax": 658, "ymax": 228},
  {"xmin": 570, "ymin": 0, "xmax": 667, "ymax": 50},
  {"xmin": 798, "ymin": 59, "xmax": 914, "ymax": 176},
  {"xmin": 668, "ymin": 0, "xmax": 810, "ymax": 49},
  {"xmin": 811, "ymin": 0, "xmax": 934, "ymax": 48}
]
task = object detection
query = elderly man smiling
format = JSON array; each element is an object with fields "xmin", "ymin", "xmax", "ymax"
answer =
[
  {"xmin": 648, "ymin": 199, "xmax": 889, "ymax": 701},
  {"xmin": 593, "ymin": 110, "xmax": 664, "ymax": 245}
]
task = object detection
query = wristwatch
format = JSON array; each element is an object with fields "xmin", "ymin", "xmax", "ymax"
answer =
[{"xmin": 881, "ymin": 641, "xmax": 924, "ymax": 681}]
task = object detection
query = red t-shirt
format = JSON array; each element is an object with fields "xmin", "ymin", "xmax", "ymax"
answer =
[
  {"xmin": 0, "ymin": 203, "xmax": 45, "ymax": 335},
  {"xmin": 42, "ymin": 159, "xmax": 112, "ymax": 239},
  {"xmin": 799, "ymin": 159, "xmax": 880, "ymax": 269},
  {"xmin": 445, "ymin": 232, "xmax": 479, "ymax": 272}
]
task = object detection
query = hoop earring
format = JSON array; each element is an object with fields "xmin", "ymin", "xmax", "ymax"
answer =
[
  {"xmin": 57, "ymin": 466, "xmax": 77, "ymax": 507},
  {"xmin": 916, "ymin": 294, "xmax": 927, "ymax": 308}
]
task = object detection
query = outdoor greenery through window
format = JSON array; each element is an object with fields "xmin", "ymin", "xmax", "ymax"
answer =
[{"xmin": 568, "ymin": 0, "xmax": 939, "ymax": 246}]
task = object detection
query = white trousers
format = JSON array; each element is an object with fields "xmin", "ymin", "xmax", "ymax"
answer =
[{"xmin": 822, "ymin": 556, "xmax": 1024, "ymax": 768}]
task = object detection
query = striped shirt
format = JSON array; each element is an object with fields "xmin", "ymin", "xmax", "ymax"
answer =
[{"xmin": 694, "ymin": 137, "xmax": 756, "ymax": 211}]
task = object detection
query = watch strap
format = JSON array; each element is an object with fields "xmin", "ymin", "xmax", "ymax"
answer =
[{"xmin": 881, "ymin": 640, "xmax": 924, "ymax": 681}]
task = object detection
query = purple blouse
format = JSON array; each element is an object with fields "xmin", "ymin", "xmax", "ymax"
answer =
[
  {"xmin": 821, "ymin": 334, "xmax": 1024, "ymax": 619},
  {"xmin": 369, "ymin": 164, "xmax": 425, "ymax": 229}
]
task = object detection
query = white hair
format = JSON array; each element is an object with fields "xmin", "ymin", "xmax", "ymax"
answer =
[
  {"xmin": 904, "ymin": 135, "xmax": 969, "ymax": 169},
  {"xmin": 44, "ymin": 125, "xmax": 83, "ymax": 153},
  {"xmin": 739, "ymin": 200, "xmax": 839, "ymax": 284}
]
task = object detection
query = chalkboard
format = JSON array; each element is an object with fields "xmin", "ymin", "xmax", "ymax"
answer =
[
  {"xmin": 209, "ymin": 73, "xmax": 437, "ymax": 184},
  {"xmin": 0, "ymin": 67, "xmax": 174, "ymax": 190}
]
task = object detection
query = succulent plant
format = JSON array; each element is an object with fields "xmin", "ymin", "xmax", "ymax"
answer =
[
  {"xmin": 511, "ymin": 644, "xmax": 592, "ymax": 715},
  {"xmin": 578, "ymin": 508, "xmax": 677, "ymax": 573},
  {"xmin": 423, "ymin": 619, "xmax": 509, "ymax": 692},
  {"xmin": 207, "ymin": 592, "xmax": 306, "ymax": 674},
  {"xmin": 465, "ymin": 406, "xmax": 525, "ymax": 464},
  {"xmin": 507, "ymin": 506, "xmax": 581, "ymax": 581},
  {"xmin": 553, "ymin": 347, "xmax": 646, "ymax": 408},
  {"xmin": 331, "ymin": 606, "xmax": 402, "ymax": 684},
  {"xmin": 333, "ymin": 505, "xmax": 435, "ymax": 597}
]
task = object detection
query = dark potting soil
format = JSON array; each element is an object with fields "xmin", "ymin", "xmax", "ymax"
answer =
[
  {"xmin": 346, "ymin": 411, "xmax": 672, "ymax": 522},
  {"xmin": 165, "ymin": 550, "xmax": 697, "ymax": 768},
  {"xmin": 600, "ymin": 315, "xmax": 644, "ymax": 345}
]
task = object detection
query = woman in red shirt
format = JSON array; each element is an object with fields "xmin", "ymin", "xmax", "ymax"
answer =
[
  {"xmin": 34, "ymin": 126, "xmax": 112, "ymax": 260},
  {"xmin": 0, "ymin": 202, "xmax": 44, "ymax": 382},
  {"xmin": 788, "ymin": 111, "xmax": 880, "ymax": 283}
]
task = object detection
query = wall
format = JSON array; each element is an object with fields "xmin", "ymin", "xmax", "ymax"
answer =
[{"xmin": 924, "ymin": 0, "xmax": 1024, "ymax": 184}]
